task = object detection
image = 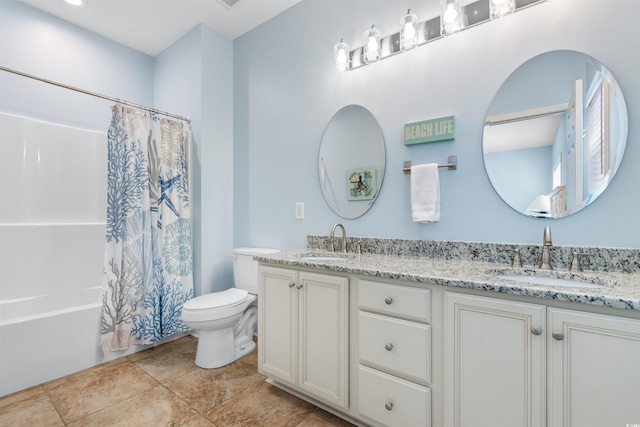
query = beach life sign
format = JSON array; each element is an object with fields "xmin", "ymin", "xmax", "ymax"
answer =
[{"xmin": 404, "ymin": 115, "xmax": 455, "ymax": 145}]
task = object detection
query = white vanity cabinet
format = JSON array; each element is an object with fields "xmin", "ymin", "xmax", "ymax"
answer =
[
  {"xmin": 444, "ymin": 292, "xmax": 640, "ymax": 427},
  {"xmin": 257, "ymin": 265, "xmax": 349, "ymax": 410},
  {"xmin": 357, "ymin": 279, "xmax": 433, "ymax": 427},
  {"xmin": 547, "ymin": 308, "xmax": 640, "ymax": 427},
  {"xmin": 444, "ymin": 292, "xmax": 546, "ymax": 427}
]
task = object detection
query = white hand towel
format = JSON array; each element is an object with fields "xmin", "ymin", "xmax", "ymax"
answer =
[{"xmin": 411, "ymin": 163, "xmax": 440, "ymax": 223}]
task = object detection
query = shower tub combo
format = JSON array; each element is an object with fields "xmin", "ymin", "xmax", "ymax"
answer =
[{"xmin": 1, "ymin": 114, "xmax": 122, "ymax": 396}]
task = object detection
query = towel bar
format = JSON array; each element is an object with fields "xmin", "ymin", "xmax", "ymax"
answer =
[{"xmin": 403, "ymin": 156, "xmax": 457, "ymax": 173}]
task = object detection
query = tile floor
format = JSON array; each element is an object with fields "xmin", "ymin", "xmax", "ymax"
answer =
[{"xmin": 0, "ymin": 336, "xmax": 355, "ymax": 426}]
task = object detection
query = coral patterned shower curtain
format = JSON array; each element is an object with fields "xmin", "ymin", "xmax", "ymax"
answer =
[{"xmin": 100, "ymin": 105, "xmax": 194, "ymax": 355}]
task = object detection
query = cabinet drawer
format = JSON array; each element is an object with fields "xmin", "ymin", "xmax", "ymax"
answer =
[
  {"xmin": 359, "ymin": 280, "xmax": 430, "ymax": 323},
  {"xmin": 359, "ymin": 311, "xmax": 431, "ymax": 384},
  {"xmin": 358, "ymin": 365, "xmax": 431, "ymax": 427}
]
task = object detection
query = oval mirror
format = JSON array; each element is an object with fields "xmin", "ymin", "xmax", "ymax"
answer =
[
  {"xmin": 319, "ymin": 105, "xmax": 386, "ymax": 219},
  {"xmin": 483, "ymin": 50, "xmax": 628, "ymax": 218}
]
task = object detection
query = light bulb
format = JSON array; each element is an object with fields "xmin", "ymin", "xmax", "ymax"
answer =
[
  {"xmin": 334, "ymin": 39, "xmax": 350, "ymax": 72},
  {"xmin": 441, "ymin": 0, "xmax": 463, "ymax": 35},
  {"xmin": 400, "ymin": 9, "xmax": 419, "ymax": 51},
  {"xmin": 403, "ymin": 23, "xmax": 417, "ymax": 41},
  {"xmin": 443, "ymin": 4, "xmax": 458, "ymax": 24},
  {"xmin": 366, "ymin": 37, "xmax": 378, "ymax": 54},
  {"xmin": 363, "ymin": 25, "xmax": 380, "ymax": 64},
  {"xmin": 490, "ymin": 0, "xmax": 515, "ymax": 19}
]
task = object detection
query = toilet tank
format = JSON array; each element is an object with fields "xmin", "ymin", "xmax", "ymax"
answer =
[{"xmin": 232, "ymin": 247, "xmax": 281, "ymax": 294}]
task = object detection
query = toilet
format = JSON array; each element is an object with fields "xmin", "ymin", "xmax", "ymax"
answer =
[{"xmin": 181, "ymin": 247, "xmax": 280, "ymax": 369}]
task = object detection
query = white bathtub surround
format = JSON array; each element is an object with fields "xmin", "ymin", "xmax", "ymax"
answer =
[
  {"xmin": 0, "ymin": 114, "xmax": 109, "ymax": 397},
  {"xmin": 100, "ymin": 105, "xmax": 194, "ymax": 355}
]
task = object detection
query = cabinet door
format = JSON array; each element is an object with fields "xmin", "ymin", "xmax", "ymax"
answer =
[
  {"xmin": 548, "ymin": 308, "xmax": 640, "ymax": 427},
  {"xmin": 298, "ymin": 272, "xmax": 349, "ymax": 409},
  {"xmin": 444, "ymin": 292, "xmax": 546, "ymax": 427},
  {"xmin": 258, "ymin": 266, "xmax": 298, "ymax": 385}
]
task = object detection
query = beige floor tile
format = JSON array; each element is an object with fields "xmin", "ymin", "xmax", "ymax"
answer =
[
  {"xmin": 205, "ymin": 381, "xmax": 316, "ymax": 427},
  {"xmin": 179, "ymin": 411, "xmax": 218, "ymax": 427},
  {"xmin": 0, "ymin": 338, "xmax": 353, "ymax": 427},
  {"xmin": 164, "ymin": 356, "xmax": 266, "ymax": 414},
  {"xmin": 0, "ymin": 386, "xmax": 64, "ymax": 427},
  {"xmin": 126, "ymin": 335, "xmax": 195, "ymax": 363},
  {"xmin": 65, "ymin": 385, "xmax": 191, "ymax": 427},
  {"xmin": 133, "ymin": 336, "xmax": 200, "ymax": 383},
  {"xmin": 44, "ymin": 361, "xmax": 159, "ymax": 423},
  {"xmin": 297, "ymin": 408, "xmax": 356, "ymax": 427}
]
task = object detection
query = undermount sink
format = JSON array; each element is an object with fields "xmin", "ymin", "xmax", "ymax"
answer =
[
  {"xmin": 302, "ymin": 256, "xmax": 351, "ymax": 261},
  {"xmin": 297, "ymin": 252, "xmax": 355, "ymax": 262},
  {"xmin": 495, "ymin": 273, "xmax": 607, "ymax": 289}
]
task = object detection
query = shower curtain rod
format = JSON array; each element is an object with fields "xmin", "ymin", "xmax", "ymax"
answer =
[{"xmin": 0, "ymin": 66, "xmax": 191, "ymax": 123}]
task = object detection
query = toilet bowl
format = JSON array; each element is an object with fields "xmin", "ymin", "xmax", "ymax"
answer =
[{"xmin": 181, "ymin": 247, "xmax": 280, "ymax": 369}]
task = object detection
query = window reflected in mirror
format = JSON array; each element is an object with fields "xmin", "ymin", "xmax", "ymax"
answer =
[{"xmin": 483, "ymin": 50, "xmax": 628, "ymax": 219}]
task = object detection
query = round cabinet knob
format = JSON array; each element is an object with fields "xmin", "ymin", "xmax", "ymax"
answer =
[
  {"xmin": 384, "ymin": 297, "xmax": 393, "ymax": 305},
  {"xmin": 385, "ymin": 343, "xmax": 394, "ymax": 351},
  {"xmin": 552, "ymin": 330, "xmax": 565, "ymax": 341},
  {"xmin": 385, "ymin": 401, "xmax": 394, "ymax": 411},
  {"xmin": 296, "ymin": 283, "xmax": 303, "ymax": 289},
  {"xmin": 288, "ymin": 282, "xmax": 295, "ymax": 288},
  {"xmin": 531, "ymin": 325, "xmax": 543, "ymax": 335}
]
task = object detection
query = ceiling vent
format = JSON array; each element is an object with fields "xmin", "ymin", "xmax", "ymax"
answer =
[{"xmin": 217, "ymin": 0, "xmax": 241, "ymax": 8}]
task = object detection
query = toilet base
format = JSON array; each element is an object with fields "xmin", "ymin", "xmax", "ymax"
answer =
[
  {"xmin": 234, "ymin": 335, "xmax": 256, "ymax": 360},
  {"xmin": 193, "ymin": 304, "xmax": 257, "ymax": 369}
]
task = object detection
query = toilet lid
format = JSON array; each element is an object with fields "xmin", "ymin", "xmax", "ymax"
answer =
[{"xmin": 183, "ymin": 288, "xmax": 248, "ymax": 310}]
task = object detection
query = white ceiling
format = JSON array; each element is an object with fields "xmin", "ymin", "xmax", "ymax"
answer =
[
  {"xmin": 20, "ymin": 0, "xmax": 302, "ymax": 57},
  {"xmin": 483, "ymin": 114, "xmax": 562, "ymax": 154}
]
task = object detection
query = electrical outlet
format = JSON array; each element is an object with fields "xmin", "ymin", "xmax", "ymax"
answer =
[{"xmin": 295, "ymin": 202, "xmax": 304, "ymax": 220}]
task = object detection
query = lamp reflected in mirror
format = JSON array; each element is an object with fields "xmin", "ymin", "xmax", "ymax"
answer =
[{"xmin": 526, "ymin": 195, "xmax": 551, "ymax": 218}]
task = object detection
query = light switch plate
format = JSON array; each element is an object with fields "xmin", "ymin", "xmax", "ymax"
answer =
[{"xmin": 295, "ymin": 202, "xmax": 304, "ymax": 220}]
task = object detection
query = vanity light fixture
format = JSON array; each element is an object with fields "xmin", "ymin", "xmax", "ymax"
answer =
[
  {"xmin": 490, "ymin": 0, "xmax": 515, "ymax": 19},
  {"xmin": 400, "ymin": 9, "xmax": 419, "ymax": 51},
  {"xmin": 441, "ymin": 0, "xmax": 464, "ymax": 36},
  {"xmin": 334, "ymin": 39, "xmax": 351, "ymax": 72},
  {"xmin": 333, "ymin": 0, "xmax": 545, "ymax": 71},
  {"xmin": 363, "ymin": 25, "xmax": 381, "ymax": 64}
]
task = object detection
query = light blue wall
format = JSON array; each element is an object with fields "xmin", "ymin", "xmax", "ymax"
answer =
[
  {"xmin": 234, "ymin": 0, "xmax": 640, "ymax": 250},
  {"xmin": 154, "ymin": 26, "xmax": 235, "ymax": 295},
  {"xmin": 485, "ymin": 146, "xmax": 552, "ymax": 214},
  {"xmin": 2, "ymin": 0, "xmax": 639, "ymax": 300},
  {"xmin": 0, "ymin": 0, "xmax": 153, "ymax": 131},
  {"xmin": 1, "ymin": 0, "xmax": 234, "ymax": 294}
]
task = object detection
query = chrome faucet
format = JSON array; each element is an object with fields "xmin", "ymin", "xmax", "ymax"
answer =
[
  {"xmin": 539, "ymin": 226, "xmax": 553, "ymax": 269},
  {"xmin": 569, "ymin": 252, "xmax": 591, "ymax": 272},
  {"xmin": 330, "ymin": 223, "xmax": 346, "ymax": 253},
  {"xmin": 503, "ymin": 248, "xmax": 522, "ymax": 268}
]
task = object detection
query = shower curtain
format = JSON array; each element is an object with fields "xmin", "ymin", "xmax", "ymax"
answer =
[{"xmin": 100, "ymin": 105, "xmax": 194, "ymax": 355}]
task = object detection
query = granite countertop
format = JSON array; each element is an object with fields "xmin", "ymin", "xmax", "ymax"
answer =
[{"xmin": 256, "ymin": 250, "xmax": 640, "ymax": 311}]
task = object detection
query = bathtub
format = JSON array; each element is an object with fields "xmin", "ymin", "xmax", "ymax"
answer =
[
  {"xmin": 0, "ymin": 113, "xmax": 190, "ymax": 397},
  {"xmin": 0, "ymin": 223, "xmax": 110, "ymax": 397},
  {"xmin": 0, "ymin": 114, "xmax": 112, "ymax": 397}
]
